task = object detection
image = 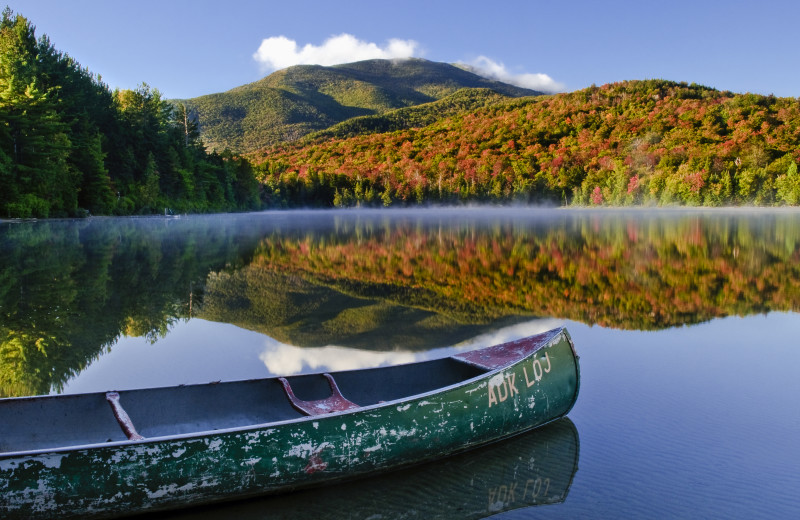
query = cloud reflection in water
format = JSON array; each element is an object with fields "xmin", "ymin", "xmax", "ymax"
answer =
[{"xmin": 258, "ymin": 318, "xmax": 564, "ymax": 376}]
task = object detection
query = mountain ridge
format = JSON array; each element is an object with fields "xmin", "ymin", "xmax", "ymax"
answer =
[{"xmin": 177, "ymin": 58, "xmax": 542, "ymax": 153}]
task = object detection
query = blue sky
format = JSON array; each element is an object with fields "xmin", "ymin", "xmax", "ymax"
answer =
[{"xmin": 9, "ymin": 0, "xmax": 800, "ymax": 99}]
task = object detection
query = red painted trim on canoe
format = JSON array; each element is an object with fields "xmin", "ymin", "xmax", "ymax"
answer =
[
  {"xmin": 279, "ymin": 373, "xmax": 361, "ymax": 416},
  {"xmin": 452, "ymin": 328, "xmax": 563, "ymax": 370}
]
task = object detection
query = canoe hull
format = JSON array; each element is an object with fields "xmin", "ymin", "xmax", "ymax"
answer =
[
  {"xmin": 172, "ymin": 417, "xmax": 580, "ymax": 520},
  {"xmin": 0, "ymin": 328, "xmax": 579, "ymax": 519}
]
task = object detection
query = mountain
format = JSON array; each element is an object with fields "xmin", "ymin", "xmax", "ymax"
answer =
[
  {"xmin": 304, "ymin": 87, "xmax": 512, "ymax": 142},
  {"xmin": 178, "ymin": 58, "xmax": 541, "ymax": 153},
  {"xmin": 250, "ymin": 79, "xmax": 800, "ymax": 208},
  {"xmin": 199, "ymin": 267, "xmax": 530, "ymax": 351}
]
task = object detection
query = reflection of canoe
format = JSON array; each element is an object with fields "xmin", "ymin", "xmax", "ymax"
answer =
[
  {"xmin": 0, "ymin": 327, "xmax": 579, "ymax": 519},
  {"xmin": 167, "ymin": 418, "xmax": 580, "ymax": 520}
]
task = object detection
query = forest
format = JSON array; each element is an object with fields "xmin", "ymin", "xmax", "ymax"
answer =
[
  {"xmin": 2, "ymin": 8, "xmax": 800, "ymax": 216},
  {"xmin": 251, "ymin": 81, "xmax": 800, "ymax": 208},
  {"xmin": 0, "ymin": 9, "xmax": 259, "ymax": 218}
]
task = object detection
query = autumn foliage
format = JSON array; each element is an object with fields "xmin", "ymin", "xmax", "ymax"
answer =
[
  {"xmin": 251, "ymin": 80, "xmax": 800, "ymax": 207},
  {"xmin": 243, "ymin": 212, "xmax": 800, "ymax": 329}
]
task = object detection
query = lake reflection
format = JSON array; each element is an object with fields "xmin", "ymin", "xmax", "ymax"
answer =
[
  {"xmin": 2, "ymin": 208, "xmax": 800, "ymax": 518},
  {"xmin": 1, "ymin": 208, "xmax": 799, "ymax": 397}
]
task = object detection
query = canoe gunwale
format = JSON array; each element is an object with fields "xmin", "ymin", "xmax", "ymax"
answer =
[{"xmin": 0, "ymin": 326, "xmax": 576, "ymax": 459}]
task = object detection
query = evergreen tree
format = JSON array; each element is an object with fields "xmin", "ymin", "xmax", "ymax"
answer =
[
  {"xmin": 0, "ymin": 8, "xmax": 265, "ymax": 217},
  {"xmin": 0, "ymin": 8, "xmax": 72, "ymax": 217},
  {"xmin": 776, "ymin": 161, "xmax": 800, "ymax": 205},
  {"xmin": 73, "ymin": 125, "xmax": 114, "ymax": 214}
]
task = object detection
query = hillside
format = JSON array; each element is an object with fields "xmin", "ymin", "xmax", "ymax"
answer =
[
  {"xmin": 304, "ymin": 87, "xmax": 511, "ymax": 142},
  {"xmin": 178, "ymin": 58, "xmax": 541, "ymax": 153},
  {"xmin": 251, "ymin": 80, "xmax": 800, "ymax": 207}
]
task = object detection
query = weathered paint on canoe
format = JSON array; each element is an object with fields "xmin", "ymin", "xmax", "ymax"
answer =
[
  {"xmin": 170, "ymin": 417, "xmax": 580, "ymax": 520},
  {"xmin": 0, "ymin": 327, "xmax": 579, "ymax": 519}
]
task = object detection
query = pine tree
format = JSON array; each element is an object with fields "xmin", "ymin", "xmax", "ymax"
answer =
[
  {"xmin": 0, "ymin": 9, "xmax": 73, "ymax": 217},
  {"xmin": 74, "ymin": 128, "xmax": 114, "ymax": 213}
]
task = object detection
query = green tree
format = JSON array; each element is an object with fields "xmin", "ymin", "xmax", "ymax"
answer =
[
  {"xmin": 139, "ymin": 152, "xmax": 160, "ymax": 210},
  {"xmin": 74, "ymin": 125, "xmax": 114, "ymax": 213},
  {"xmin": 776, "ymin": 161, "xmax": 800, "ymax": 205},
  {"xmin": 0, "ymin": 9, "xmax": 73, "ymax": 217}
]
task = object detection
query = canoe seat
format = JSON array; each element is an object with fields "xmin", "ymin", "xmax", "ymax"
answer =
[
  {"xmin": 278, "ymin": 374, "xmax": 360, "ymax": 416},
  {"xmin": 106, "ymin": 392, "xmax": 145, "ymax": 441}
]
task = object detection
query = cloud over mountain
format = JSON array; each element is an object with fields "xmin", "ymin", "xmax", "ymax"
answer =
[
  {"xmin": 463, "ymin": 56, "xmax": 565, "ymax": 93},
  {"xmin": 253, "ymin": 34, "xmax": 420, "ymax": 71},
  {"xmin": 252, "ymin": 33, "xmax": 563, "ymax": 93}
]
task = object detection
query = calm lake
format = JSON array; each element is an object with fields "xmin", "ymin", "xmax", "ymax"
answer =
[{"xmin": 2, "ymin": 207, "xmax": 799, "ymax": 518}]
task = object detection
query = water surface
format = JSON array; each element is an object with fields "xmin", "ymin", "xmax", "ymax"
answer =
[{"xmin": 1, "ymin": 208, "xmax": 798, "ymax": 518}]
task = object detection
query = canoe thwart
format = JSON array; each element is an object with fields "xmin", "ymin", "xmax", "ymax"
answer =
[
  {"xmin": 278, "ymin": 373, "xmax": 360, "ymax": 416},
  {"xmin": 105, "ymin": 392, "xmax": 145, "ymax": 441}
]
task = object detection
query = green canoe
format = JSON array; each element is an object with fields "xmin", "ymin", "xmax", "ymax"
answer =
[
  {"xmin": 0, "ymin": 327, "xmax": 579, "ymax": 518},
  {"xmin": 169, "ymin": 417, "xmax": 580, "ymax": 520}
]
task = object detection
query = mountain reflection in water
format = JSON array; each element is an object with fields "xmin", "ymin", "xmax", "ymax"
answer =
[{"xmin": 1, "ymin": 208, "xmax": 799, "ymax": 397}]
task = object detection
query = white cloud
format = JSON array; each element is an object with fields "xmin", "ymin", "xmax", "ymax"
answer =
[
  {"xmin": 253, "ymin": 33, "xmax": 420, "ymax": 71},
  {"xmin": 464, "ymin": 56, "xmax": 565, "ymax": 93},
  {"xmin": 251, "ymin": 35, "xmax": 563, "ymax": 93}
]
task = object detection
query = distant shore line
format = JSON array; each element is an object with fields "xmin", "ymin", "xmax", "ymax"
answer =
[{"xmin": 5, "ymin": 204, "xmax": 800, "ymax": 223}]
